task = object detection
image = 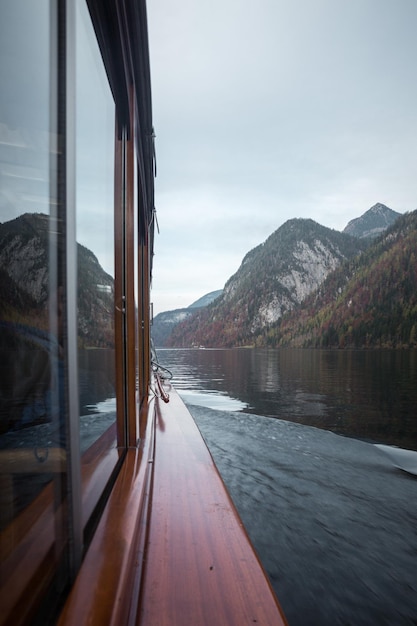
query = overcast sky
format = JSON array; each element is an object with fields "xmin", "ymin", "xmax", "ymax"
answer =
[{"xmin": 148, "ymin": 0, "xmax": 417, "ymax": 315}]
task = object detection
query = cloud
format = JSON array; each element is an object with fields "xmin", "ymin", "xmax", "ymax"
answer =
[{"xmin": 148, "ymin": 0, "xmax": 417, "ymax": 314}]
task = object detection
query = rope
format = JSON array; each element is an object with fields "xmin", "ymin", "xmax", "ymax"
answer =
[
  {"xmin": 154, "ymin": 371, "xmax": 170, "ymax": 403},
  {"xmin": 150, "ymin": 344, "xmax": 172, "ymax": 402}
]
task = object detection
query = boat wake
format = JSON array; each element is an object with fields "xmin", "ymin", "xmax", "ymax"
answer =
[
  {"xmin": 186, "ymin": 402, "xmax": 417, "ymax": 626},
  {"xmin": 374, "ymin": 444, "xmax": 417, "ymax": 476}
]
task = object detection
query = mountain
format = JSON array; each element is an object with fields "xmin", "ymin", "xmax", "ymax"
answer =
[
  {"xmin": 152, "ymin": 290, "xmax": 223, "ymax": 347},
  {"xmin": 77, "ymin": 243, "xmax": 114, "ymax": 347},
  {"xmin": 343, "ymin": 203, "xmax": 401, "ymax": 239},
  {"xmin": 0, "ymin": 213, "xmax": 114, "ymax": 348},
  {"xmin": 168, "ymin": 218, "xmax": 367, "ymax": 348},
  {"xmin": 152, "ymin": 308, "xmax": 194, "ymax": 347},
  {"xmin": 0, "ymin": 212, "xmax": 51, "ymax": 312},
  {"xmin": 189, "ymin": 290, "xmax": 223, "ymax": 308},
  {"xmin": 266, "ymin": 210, "xmax": 417, "ymax": 349}
]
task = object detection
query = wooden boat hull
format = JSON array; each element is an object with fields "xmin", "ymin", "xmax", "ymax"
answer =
[{"xmin": 59, "ymin": 386, "xmax": 287, "ymax": 625}]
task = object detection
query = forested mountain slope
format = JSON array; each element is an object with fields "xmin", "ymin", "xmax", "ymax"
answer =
[
  {"xmin": 0, "ymin": 213, "xmax": 114, "ymax": 347},
  {"xmin": 168, "ymin": 219, "xmax": 367, "ymax": 348},
  {"xmin": 343, "ymin": 203, "xmax": 401, "ymax": 239},
  {"xmin": 265, "ymin": 210, "xmax": 417, "ymax": 348},
  {"xmin": 151, "ymin": 290, "xmax": 223, "ymax": 347}
]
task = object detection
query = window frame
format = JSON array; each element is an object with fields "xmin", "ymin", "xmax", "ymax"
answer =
[{"xmin": 0, "ymin": 0, "xmax": 153, "ymax": 621}]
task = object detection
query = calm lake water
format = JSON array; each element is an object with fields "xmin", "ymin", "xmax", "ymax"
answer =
[
  {"xmin": 156, "ymin": 348, "xmax": 417, "ymax": 449},
  {"xmin": 156, "ymin": 348, "xmax": 417, "ymax": 626}
]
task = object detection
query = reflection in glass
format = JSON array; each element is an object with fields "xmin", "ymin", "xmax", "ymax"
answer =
[
  {"xmin": 0, "ymin": 0, "xmax": 66, "ymax": 556},
  {"xmin": 76, "ymin": 0, "xmax": 116, "ymax": 451}
]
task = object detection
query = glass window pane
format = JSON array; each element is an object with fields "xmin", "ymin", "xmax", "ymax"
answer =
[
  {"xmin": 76, "ymin": 0, "xmax": 116, "ymax": 454},
  {"xmin": 0, "ymin": 0, "xmax": 64, "ymax": 521},
  {"xmin": 0, "ymin": 0, "xmax": 67, "ymax": 618}
]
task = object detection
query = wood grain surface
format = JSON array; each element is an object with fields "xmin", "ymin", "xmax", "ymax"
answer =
[
  {"xmin": 137, "ymin": 387, "xmax": 287, "ymax": 626},
  {"xmin": 58, "ymin": 389, "xmax": 287, "ymax": 625}
]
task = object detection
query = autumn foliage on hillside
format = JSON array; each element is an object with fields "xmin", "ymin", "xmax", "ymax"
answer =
[
  {"xmin": 167, "ymin": 219, "xmax": 365, "ymax": 348},
  {"xmin": 168, "ymin": 210, "xmax": 417, "ymax": 349},
  {"xmin": 262, "ymin": 211, "xmax": 417, "ymax": 349}
]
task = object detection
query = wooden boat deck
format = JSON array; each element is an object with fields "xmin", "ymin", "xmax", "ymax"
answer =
[{"xmin": 59, "ymin": 385, "xmax": 287, "ymax": 625}]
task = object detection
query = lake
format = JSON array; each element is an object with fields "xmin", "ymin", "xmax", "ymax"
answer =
[
  {"xmin": 156, "ymin": 347, "xmax": 417, "ymax": 449},
  {"xmin": 156, "ymin": 348, "xmax": 417, "ymax": 625}
]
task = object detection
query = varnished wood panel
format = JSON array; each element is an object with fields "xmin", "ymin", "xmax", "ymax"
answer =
[
  {"xmin": 137, "ymin": 388, "xmax": 287, "ymax": 626},
  {"xmin": 125, "ymin": 86, "xmax": 139, "ymax": 447},
  {"xmin": 0, "ymin": 425, "xmax": 120, "ymax": 625},
  {"xmin": 114, "ymin": 123, "xmax": 126, "ymax": 448},
  {"xmin": 57, "ymin": 401, "xmax": 155, "ymax": 626},
  {"xmin": 58, "ymin": 389, "xmax": 287, "ymax": 625}
]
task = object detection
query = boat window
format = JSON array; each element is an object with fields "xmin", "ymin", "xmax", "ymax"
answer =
[
  {"xmin": 75, "ymin": 0, "xmax": 117, "ymax": 455},
  {"xmin": 0, "ymin": 0, "xmax": 68, "ymax": 619},
  {"xmin": 0, "ymin": 0, "xmax": 142, "ymax": 620}
]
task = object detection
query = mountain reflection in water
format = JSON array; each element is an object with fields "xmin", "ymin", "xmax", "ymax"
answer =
[{"xmin": 157, "ymin": 348, "xmax": 417, "ymax": 450}]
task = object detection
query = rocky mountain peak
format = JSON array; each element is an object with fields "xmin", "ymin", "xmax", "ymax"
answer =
[
  {"xmin": 0, "ymin": 213, "xmax": 114, "ymax": 348},
  {"xmin": 156, "ymin": 203, "xmax": 407, "ymax": 348},
  {"xmin": 167, "ymin": 218, "xmax": 367, "ymax": 347},
  {"xmin": 343, "ymin": 203, "xmax": 401, "ymax": 239}
]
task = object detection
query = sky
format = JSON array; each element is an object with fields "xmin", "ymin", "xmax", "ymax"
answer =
[
  {"xmin": 0, "ymin": 0, "xmax": 115, "ymax": 276},
  {"xmin": 147, "ymin": 0, "xmax": 417, "ymax": 315},
  {"xmin": 2, "ymin": 1, "xmax": 416, "ymax": 315}
]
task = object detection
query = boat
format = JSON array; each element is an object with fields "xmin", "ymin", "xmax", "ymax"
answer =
[{"xmin": 0, "ymin": 1, "xmax": 287, "ymax": 624}]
